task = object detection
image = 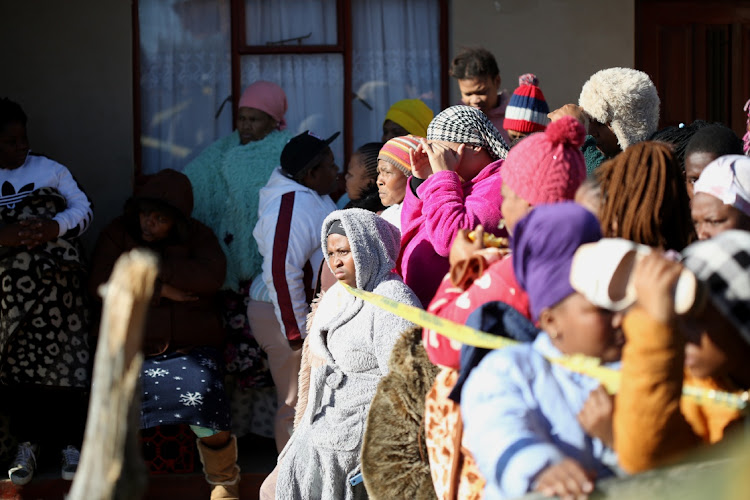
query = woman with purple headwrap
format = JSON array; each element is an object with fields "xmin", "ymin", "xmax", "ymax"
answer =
[{"xmin": 461, "ymin": 203, "xmax": 624, "ymax": 499}]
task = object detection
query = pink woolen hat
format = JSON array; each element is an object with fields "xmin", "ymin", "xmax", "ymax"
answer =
[
  {"xmin": 377, "ymin": 135, "xmax": 422, "ymax": 176},
  {"xmin": 501, "ymin": 116, "xmax": 586, "ymax": 204},
  {"xmin": 238, "ymin": 81, "xmax": 288, "ymax": 130}
]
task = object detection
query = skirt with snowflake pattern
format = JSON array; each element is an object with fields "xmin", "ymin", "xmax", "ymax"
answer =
[{"xmin": 140, "ymin": 347, "xmax": 231, "ymax": 431}]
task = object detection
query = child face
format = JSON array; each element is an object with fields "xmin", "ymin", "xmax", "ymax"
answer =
[
  {"xmin": 506, "ymin": 129, "xmax": 529, "ymax": 143},
  {"xmin": 458, "ymin": 75, "xmax": 500, "ymax": 114},
  {"xmin": 305, "ymin": 149, "xmax": 339, "ymax": 196},
  {"xmin": 691, "ymin": 192, "xmax": 750, "ymax": 240},
  {"xmin": 345, "ymin": 153, "xmax": 373, "ymax": 201},
  {"xmin": 543, "ymin": 292, "xmax": 625, "ymax": 363},
  {"xmin": 236, "ymin": 107, "xmax": 277, "ymax": 145},
  {"xmin": 684, "ymin": 151, "xmax": 718, "ymax": 199},
  {"xmin": 326, "ymin": 233, "xmax": 356, "ymax": 287},
  {"xmin": 376, "ymin": 159, "xmax": 407, "ymax": 206},
  {"xmin": 139, "ymin": 210, "xmax": 175, "ymax": 242},
  {"xmin": 0, "ymin": 121, "xmax": 30, "ymax": 170},
  {"xmin": 680, "ymin": 300, "xmax": 747, "ymax": 380}
]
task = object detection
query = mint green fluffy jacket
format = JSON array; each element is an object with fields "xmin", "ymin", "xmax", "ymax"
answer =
[{"xmin": 183, "ymin": 129, "xmax": 292, "ymax": 290}]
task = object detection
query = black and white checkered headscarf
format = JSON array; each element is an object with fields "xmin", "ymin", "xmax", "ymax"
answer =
[
  {"xmin": 682, "ymin": 230, "xmax": 750, "ymax": 345},
  {"xmin": 427, "ymin": 105, "xmax": 509, "ymax": 160}
]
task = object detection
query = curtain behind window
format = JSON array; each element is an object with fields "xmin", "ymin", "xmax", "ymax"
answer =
[
  {"xmin": 139, "ymin": 0, "xmax": 232, "ymax": 174},
  {"xmin": 138, "ymin": 0, "xmax": 440, "ymax": 174},
  {"xmin": 351, "ymin": 0, "xmax": 441, "ymax": 146}
]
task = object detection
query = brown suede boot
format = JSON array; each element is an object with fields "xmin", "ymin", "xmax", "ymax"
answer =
[{"xmin": 196, "ymin": 435, "xmax": 240, "ymax": 500}]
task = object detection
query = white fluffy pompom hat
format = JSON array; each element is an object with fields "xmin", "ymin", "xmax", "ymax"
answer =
[{"xmin": 578, "ymin": 67, "xmax": 660, "ymax": 151}]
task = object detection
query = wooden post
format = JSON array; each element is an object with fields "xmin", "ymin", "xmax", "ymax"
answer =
[{"xmin": 67, "ymin": 249, "xmax": 159, "ymax": 500}]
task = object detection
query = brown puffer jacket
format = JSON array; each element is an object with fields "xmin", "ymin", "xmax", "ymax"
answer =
[{"xmin": 89, "ymin": 169, "xmax": 227, "ymax": 355}]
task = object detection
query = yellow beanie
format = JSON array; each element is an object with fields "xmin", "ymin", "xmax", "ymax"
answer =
[{"xmin": 383, "ymin": 99, "xmax": 434, "ymax": 137}]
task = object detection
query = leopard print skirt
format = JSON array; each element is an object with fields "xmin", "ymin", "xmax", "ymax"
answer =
[
  {"xmin": 0, "ymin": 188, "xmax": 91, "ymax": 388},
  {"xmin": 424, "ymin": 367, "xmax": 485, "ymax": 500}
]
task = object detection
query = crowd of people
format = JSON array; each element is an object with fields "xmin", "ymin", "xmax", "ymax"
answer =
[{"xmin": 1, "ymin": 45, "xmax": 750, "ymax": 500}]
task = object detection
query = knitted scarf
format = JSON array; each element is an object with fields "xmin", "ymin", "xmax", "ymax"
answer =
[{"xmin": 184, "ymin": 129, "xmax": 293, "ymax": 290}]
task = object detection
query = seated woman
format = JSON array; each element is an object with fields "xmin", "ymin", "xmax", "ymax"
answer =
[
  {"xmin": 89, "ymin": 169, "xmax": 239, "ymax": 500},
  {"xmin": 0, "ymin": 97, "xmax": 93, "ymax": 485},
  {"xmin": 691, "ymin": 155, "xmax": 750, "ymax": 239},
  {"xmin": 461, "ymin": 203, "xmax": 623, "ymax": 500},
  {"xmin": 261, "ymin": 208, "xmax": 421, "ymax": 500},
  {"xmin": 398, "ymin": 105, "xmax": 509, "ymax": 306},
  {"xmin": 183, "ymin": 81, "xmax": 292, "ymax": 399},
  {"xmin": 377, "ymin": 135, "xmax": 421, "ymax": 232}
]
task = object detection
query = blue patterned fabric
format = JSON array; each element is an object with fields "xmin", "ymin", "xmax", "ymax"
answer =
[{"xmin": 140, "ymin": 347, "xmax": 231, "ymax": 431}]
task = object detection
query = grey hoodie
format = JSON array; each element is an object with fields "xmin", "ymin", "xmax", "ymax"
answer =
[{"xmin": 275, "ymin": 208, "xmax": 421, "ymax": 500}]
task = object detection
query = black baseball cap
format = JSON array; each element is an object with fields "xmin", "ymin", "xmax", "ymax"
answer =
[{"xmin": 280, "ymin": 130, "xmax": 340, "ymax": 180}]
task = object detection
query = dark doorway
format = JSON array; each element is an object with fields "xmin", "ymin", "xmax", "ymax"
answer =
[{"xmin": 636, "ymin": 0, "xmax": 750, "ymax": 137}]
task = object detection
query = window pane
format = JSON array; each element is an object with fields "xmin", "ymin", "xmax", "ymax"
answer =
[
  {"xmin": 351, "ymin": 0, "xmax": 441, "ymax": 146},
  {"xmin": 139, "ymin": 0, "xmax": 232, "ymax": 174},
  {"xmin": 241, "ymin": 54, "xmax": 345, "ymax": 167},
  {"xmin": 245, "ymin": 0, "xmax": 337, "ymax": 46}
]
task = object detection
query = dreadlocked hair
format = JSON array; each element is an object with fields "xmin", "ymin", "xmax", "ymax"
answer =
[{"xmin": 596, "ymin": 141, "xmax": 695, "ymax": 251}]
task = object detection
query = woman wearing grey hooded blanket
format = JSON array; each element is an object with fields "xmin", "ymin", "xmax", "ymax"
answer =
[{"xmin": 261, "ymin": 208, "xmax": 420, "ymax": 500}]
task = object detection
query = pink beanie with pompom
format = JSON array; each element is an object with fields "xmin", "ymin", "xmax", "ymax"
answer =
[{"xmin": 501, "ymin": 116, "xmax": 586, "ymax": 204}]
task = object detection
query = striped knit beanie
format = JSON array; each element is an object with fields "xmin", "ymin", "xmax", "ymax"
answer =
[
  {"xmin": 502, "ymin": 116, "xmax": 586, "ymax": 204},
  {"xmin": 378, "ymin": 135, "xmax": 422, "ymax": 176},
  {"xmin": 427, "ymin": 105, "xmax": 509, "ymax": 160},
  {"xmin": 503, "ymin": 74, "xmax": 550, "ymax": 134}
]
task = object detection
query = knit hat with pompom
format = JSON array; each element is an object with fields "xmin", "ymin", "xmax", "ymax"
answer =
[
  {"xmin": 501, "ymin": 116, "xmax": 586, "ymax": 204},
  {"xmin": 503, "ymin": 73, "xmax": 550, "ymax": 134}
]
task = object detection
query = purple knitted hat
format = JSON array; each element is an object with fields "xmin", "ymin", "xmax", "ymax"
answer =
[
  {"xmin": 502, "ymin": 116, "xmax": 587, "ymax": 205},
  {"xmin": 512, "ymin": 202, "xmax": 602, "ymax": 322}
]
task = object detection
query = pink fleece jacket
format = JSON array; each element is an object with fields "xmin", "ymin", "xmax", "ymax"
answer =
[{"xmin": 396, "ymin": 160, "xmax": 505, "ymax": 306}]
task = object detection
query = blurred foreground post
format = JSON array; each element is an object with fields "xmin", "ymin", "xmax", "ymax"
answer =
[{"xmin": 68, "ymin": 249, "xmax": 159, "ymax": 500}]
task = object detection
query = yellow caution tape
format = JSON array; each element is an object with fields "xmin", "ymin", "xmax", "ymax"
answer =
[{"xmin": 341, "ymin": 283, "xmax": 749, "ymax": 411}]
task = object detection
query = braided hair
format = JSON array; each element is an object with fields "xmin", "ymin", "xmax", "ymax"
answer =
[
  {"xmin": 650, "ymin": 120, "xmax": 709, "ymax": 170},
  {"xmin": 355, "ymin": 142, "xmax": 383, "ymax": 181},
  {"xmin": 596, "ymin": 141, "xmax": 695, "ymax": 251}
]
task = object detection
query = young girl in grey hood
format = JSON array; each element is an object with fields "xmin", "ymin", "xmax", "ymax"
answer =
[{"xmin": 260, "ymin": 208, "xmax": 421, "ymax": 500}]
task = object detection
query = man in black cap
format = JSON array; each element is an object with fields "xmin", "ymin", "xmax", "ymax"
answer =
[{"xmin": 249, "ymin": 130, "xmax": 340, "ymax": 452}]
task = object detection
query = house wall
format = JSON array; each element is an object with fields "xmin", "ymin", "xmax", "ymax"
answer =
[
  {"xmin": 0, "ymin": 0, "xmax": 134, "ymax": 252},
  {"xmin": 449, "ymin": 0, "xmax": 636, "ymax": 111}
]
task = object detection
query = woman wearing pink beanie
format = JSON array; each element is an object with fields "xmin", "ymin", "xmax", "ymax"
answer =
[
  {"xmin": 423, "ymin": 116, "xmax": 588, "ymax": 500},
  {"xmin": 183, "ymin": 81, "xmax": 294, "ymax": 435}
]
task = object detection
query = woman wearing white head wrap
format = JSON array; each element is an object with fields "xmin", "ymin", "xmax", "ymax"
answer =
[{"xmin": 691, "ymin": 154, "xmax": 750, "ymax": 240}]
